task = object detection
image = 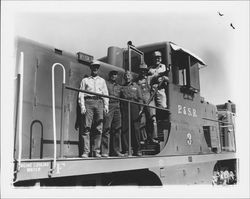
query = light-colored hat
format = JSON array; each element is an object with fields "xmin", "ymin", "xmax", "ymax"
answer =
[
  {"xmin": 90, "ymin": 60, "xmax": 101, "ymax": 67},
  {"xmin": 139, "ymin": 62, "xmax": 148, "ymax": 70},
  {"xmin": 153, "ymin": 51, "xmax": 162, "ymax": 57}
]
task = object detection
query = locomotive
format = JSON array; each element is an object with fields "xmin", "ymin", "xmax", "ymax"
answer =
[{"xmin": 13, "ymin": 37, "xmax": 237, "ymax": 186}]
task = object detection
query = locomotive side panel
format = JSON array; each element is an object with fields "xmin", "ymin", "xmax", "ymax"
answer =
[
  {"xmin": 33, "ymin": 51, "xmax": 70, "ymax": 158},
  {"xmin": 15, "ymin": 43, "xmax": 38, "ymax": 159},
  {"xmin": 162, "ymin": 69, "xmax": 211, "ymax": 155},
  {"xmin": 150, "ymin": 161, "xmax": 216, "ymax": 184},
  {"xmin": 15, "ymin": 40, "xmax": 71, "ymax": 158},
  {"xmin": 163, "ymin": 85, "xmax": 211, "ymax": 155}
]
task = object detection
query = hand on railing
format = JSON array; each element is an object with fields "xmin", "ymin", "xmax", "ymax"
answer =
[
  {"xmin": 104, "ymin": 107, "xmax": 109, "ymax": 114},
  {"xmin": 81, "ymin": 106, "xmax": 86, "ymax": 114},
  {"xmin": 74, "ymin": 121, "xmax": 79, "ymax": 131}
]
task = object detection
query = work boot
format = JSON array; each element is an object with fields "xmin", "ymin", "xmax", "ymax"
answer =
[
  {"xmin": 81, "ymin": 153, "xmax": 89, "ymax": 158},
  {"xmin": 133, "ymin": 150, "xmax": 142, "ymax": 156},
  {"xmin": 150, "ymin": 138, "xmax": 160, "ymax": 144},
  {"xmin": 93, "ymin": 151, "xmax": 101, "ymax": 158},
  {"xmin": 113, "ymin": 152, "xmax": 124, "ymax": 157},
  {"xmin": 101, "ymin": 154, "xmax": 109, "ymax": 158}
]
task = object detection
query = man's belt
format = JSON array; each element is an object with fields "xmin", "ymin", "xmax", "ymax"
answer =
[
  {"xmin": 84, "ymin": 96, "xmax": 102, "ymax": 100},
  {"xmin": 110, "ymin": 99, "xmax": 119, "ymax": 104}
]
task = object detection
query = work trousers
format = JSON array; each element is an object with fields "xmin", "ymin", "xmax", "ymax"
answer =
[
  {"xmin": 101, "ymin": 102, "xmax": 122, "ymax": 155},
  {"xmin": 121, "ymin": 102, "xmax": 141, "ymax": 153},
  {"xmin": 155, "ymin": 88, "xmax": 167, "ymax": 108},
  {"xmin": 80, "ymin": 99, "xmax": 104, "ymax": 155},
  {"xmin": 142, "ymin": 100, "xmax": 158, "ymax": 140},
  {"xmin": 141, "ymin": 92, "xmax": 158, "ymax": 140}
]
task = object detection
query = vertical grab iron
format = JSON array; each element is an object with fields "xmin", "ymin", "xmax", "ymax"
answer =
[
  {"xmin": 127, "ymin": 43, "xmax": 132, "ymax": 156},
  {"xmin": 50, "ymin": 63, "xmax": 66, "ymax": 175},
  {"xmin": 127, "ymin": 42, "xmax": 144, "ymax": 156},
  {"xmin": 15, "ymin": 52, "xmax": 24, "ymax": 173},
  {"xmin": 60, "ymin": 83, "xmax": 66, "ymax": 158}
]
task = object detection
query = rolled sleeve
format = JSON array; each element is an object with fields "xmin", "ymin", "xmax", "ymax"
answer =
[
  {"xmin": 78, "ymin": 79, "xmax": 86, "ymax": 109},
  {"xmin": 159, "ymin": 64, "xmax": 166, "ymax": 73},
  {"xmin": 102, "ymin": 79, "xmax": 109, "ymax": 110},
  {"xmin": 137, "ymin": 84, "xmax": 143, "ymax": 104}
]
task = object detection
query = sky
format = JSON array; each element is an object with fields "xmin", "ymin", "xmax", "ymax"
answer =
[
  {"xmin": 9, "ymin": 1, "xmax": 248, "ymax": 105},
  {"xmin": 1, "ymin": 1, "xmax": 249, "ymax": 198}
]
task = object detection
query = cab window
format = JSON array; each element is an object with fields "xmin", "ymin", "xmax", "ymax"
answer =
[{"xmin": 172, "ymin": 51, "xmax": 200, "ymax": 93}]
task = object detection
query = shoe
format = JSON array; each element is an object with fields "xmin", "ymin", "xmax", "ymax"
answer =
[
  {"xmin": 101, "ymin": 154, "xmax": 109, "ymax": 158},
  {"xmin": 133, "ymin": 151, "xmax": 142, "ymax": 156},
  {"xmin": 150, "ymin": 138, "xmax": 160, "ymax": 144},
  {"xmin": 81, "ymin": 153, "xmax": 89, "ymax": 158},
  {"xmin": 113, "ymin": 152, "xmax": 124, "ymax": 157},
  {"xmin": 93, "ymin": 152, "xmax": 101, "ymax": 158},
  {"xmin": 121, "ymin": 151, "xmax": 129, "ymax": 156}
]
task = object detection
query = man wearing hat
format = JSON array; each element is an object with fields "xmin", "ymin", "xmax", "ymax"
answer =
[
  {"xmin": 78, "ymin": 60, "xmax": 109, "ymax": 158},
  {"xmin": 148, "ymin": 51, "xmax": 169, "ymax": 109},
  {"xmin": 137, "ymin": 62, "xmax": 159, "ymax": 144},
  {"xmin": 101, "ymin": 70, "xmax": 124, "ymax": 157},
  {"xmin": 120, "ymin": 71, "xmax": 143, "ymax": 156}
]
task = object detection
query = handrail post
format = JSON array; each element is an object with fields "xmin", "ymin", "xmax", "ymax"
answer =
[
  {"xmin": 231, "ymin": 113, "xmax": 236, "ymax": 152},
  {"xmin": 128, "ymin": 43, "xmax": 131, "ymax": 71},
  {"xmin": 50, "ymin": 63, "xmax": 66, "ymax": 175},
  {"xmin": 16, "ymin": 52, "xmax": 24, "ymax": 173},
  {"xmin": 14, "ymin": 74, "xmax": 20, "ymax": 159},
  {"xmin": 128, "ymin": 101, "xmax": 132, "ymax": 156},
  {"xmin": 60, "ymin": 83, "xmax": 65, "ymax": 158},
  {"xmin": 127, "ymin": 43, "xmax": 132, "ymax": 156}
]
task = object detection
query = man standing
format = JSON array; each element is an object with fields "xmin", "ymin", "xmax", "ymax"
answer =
[
  {"xmin": 78, "ymin": 61, "xmax": 109, "ymax": 158},
  {"xmin": 101, "ymin": 70, "xmax": 123, "ymax": 157},
  {"xmin": 121, "ymin": 71, "xmax": 143, "ymax": 156},
  {"xmin": 148, "ymin": 51, "xmax": 169, "ymax": 108},
  {"xmin": 137, "ymin": 63, "xmax": 158, "ymax": 144}
]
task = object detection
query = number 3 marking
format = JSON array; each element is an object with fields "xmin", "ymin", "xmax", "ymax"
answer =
[{"xmin": 187, "ymin": 133, "xmax": 192, "ymax": 145}]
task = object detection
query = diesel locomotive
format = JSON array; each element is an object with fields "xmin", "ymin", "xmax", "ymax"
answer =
[{"xmin": 13, "ymin": 37, "xmax": 237, "ymax": 186}]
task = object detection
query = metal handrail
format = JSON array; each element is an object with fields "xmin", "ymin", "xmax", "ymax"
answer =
[
  {"xmin": 50, "ymin": 63, "xmax": 66, "ymax": 175},
  {"xmin": 65, "ymin": 86, "xmax": 170, "ymax": 112},
  {"xmin": 14, "ymin": 74, "xmax": 20, "ymax": 159},
  {"xmin": 202, "ymin": 117, "xmax": 234, "ymax": 125},
  {"xmin": 219, "ymin": 125, "xmax": 234, "ymax": 128},
  {"xmin": 16, "ymin": 52, "xmax": 24, "ymax": 173}
]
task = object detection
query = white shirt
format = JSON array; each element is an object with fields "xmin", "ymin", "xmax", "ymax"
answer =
[
  {"xmin": 148, "ymin": 63, "xmax": 166, "ymax": 85},
  {"xmin": 148, "ymin": 63, "xmax": 166, "ymax": 76},
  {"xmin": 78, "ymin": 76, "xmax": 109, "ymax": 110}
]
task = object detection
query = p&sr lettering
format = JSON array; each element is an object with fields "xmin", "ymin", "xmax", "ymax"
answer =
[{"xmin": 178, "ymin": 105, "xmax": 197, "ymax": 117}]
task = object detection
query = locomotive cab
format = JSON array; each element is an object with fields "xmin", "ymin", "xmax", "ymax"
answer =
[{"xmin": 105, "ymin": 41, "xmax": 208, "ymax": 156}]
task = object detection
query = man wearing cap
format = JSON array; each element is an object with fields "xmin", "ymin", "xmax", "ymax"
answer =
[
  {"xmin": 101, "ymin": 70, "xmax": 124, "ymax": 157},
  {"xmin": 121, "ymin": 71, "xmax": 143, "ymax": 156},
  {"xmin": 137, "ymin": 63, "xmax": 159, "ymax": 144},
  {"xmin": 78, "ymin": 60, "xmax": 109, "ymax": 158},
  {"xmin": 148, "ymin": 51, "xmax": 169, "ymax": 109}
]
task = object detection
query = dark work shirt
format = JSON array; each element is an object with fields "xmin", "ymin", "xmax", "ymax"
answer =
[
  {"xmin": 121, "ymin": 82, "xmax": 143, "ymax": 103},
  {"xmin": 137, "ymin": 77, "xmax": 151, "ymax": 103},
  {"xmin": 106, "ymin": 80, "xmax": 122, "ymax": 104}
]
